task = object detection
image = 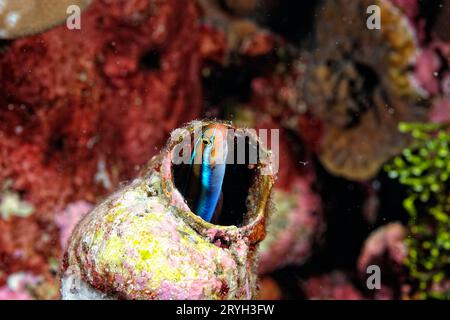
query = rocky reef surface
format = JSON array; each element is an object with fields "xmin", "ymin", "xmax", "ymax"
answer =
[{"xmin": 0, "ymin": 0, "xmax": 449, "ymax": 300}]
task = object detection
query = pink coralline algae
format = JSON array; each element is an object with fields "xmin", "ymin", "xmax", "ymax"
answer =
[
  {"xmin": 224, "ymin": 106, "xmax": 324, "ymax": 274},
  {"xmin": 389, "ymin": 0, "xmax": 419, "ymax": 19},
  {"xmin": 358, "ymin": 223, "xmax": 408, "ymax": 273},
  {"xmin": 0, "ymin": 287, "xmax": 32, "ymax": 300},
  {"xmin": 258, "ymin": 175, "xmax": 323, "ymax": 275},
  {"xmin": 250, "ymin": 79, "xmax": 324, "ymax": 274},
  {"xmin": 0, "ymin": 272, "xmax": 40, "ymax": 300},
  {"xmin": 303, "ymin": 272, "xmax": 363, "ymax": 300},
  {"xmin": 391, "ymin": 0, "xmax": 450, "ymax": 128},
  {"xmin": 54, "ymin": 201, "xmax": 94, "ymax": 249},
  {"xmin": 430, "ymin": 98, "xmax": 450, "ymax": 124},
  {"xmin": 0, "ymin": 0, "xmax": 202, "ymax": 285},
  {"xmin": 357, "ymin": 222, "xmax": 408, "ymax": 299},
  {"xmin": 388, "ymin": 0, "xmax": 423, "ymax": 40},
  {"xmin": 415, "ymin": 48, "xmax": 443, "ymax": 95}
]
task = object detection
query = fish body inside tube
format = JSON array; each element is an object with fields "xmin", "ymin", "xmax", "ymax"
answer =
[{"xmin": 187, "ymin": 124, "xmax": 229, "ymax": 223}]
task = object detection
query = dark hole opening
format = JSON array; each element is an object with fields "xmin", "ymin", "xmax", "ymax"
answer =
[
  {"xmin": 0, "ymin": 40, "xmax": 12, "ymax": 54},
  {"xmin": 139, "ymin": 50, "xmax": 161, "ymax": 71},
  {"xmin": 172, "ymin": 132, "xmax": 259, "ymax": 227},
  {"xmin": 354, "ymin": 63, "xmax": 379, "ymax": 97},
  {"xmin": 418, "ymin": 0, "xmax": 447, "ymax": 42},
  {"xmin": 50, "ymin": 135, "xmax": 65, "ymax": 152},
  {"xmin": 346, "ymin": 62, "xmax": 380, "ymax": 128},
  {"xmin": 256, "ymin": 0, "xmax": 320, "ymax": 45}
]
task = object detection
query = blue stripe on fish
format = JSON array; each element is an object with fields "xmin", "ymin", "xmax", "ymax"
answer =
[{"xmin": 190, "ymin": 127, "xmax": 227, "ymax": 222}]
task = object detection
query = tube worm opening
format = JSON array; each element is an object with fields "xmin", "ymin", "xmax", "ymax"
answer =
[
  {"xmin": 139, "ymin": 49, "xmax": 161, "ymax": 71},
  {"xmin": 346, "ymin": 62, "xmax": 380, "ymax": 128},
  {"xmin": 172, "ymin": 127, "xmax": 262, "ymax": 227}
]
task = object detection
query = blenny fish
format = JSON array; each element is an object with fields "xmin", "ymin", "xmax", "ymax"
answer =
[{"xmin": 183, "ymin": 124, "xmax": 228, "ymax": 223}]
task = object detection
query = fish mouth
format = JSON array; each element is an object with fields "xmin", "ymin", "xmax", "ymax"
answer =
[{"xmin": 164, "ymin": 120, "xmax": 274, "ymax": 240}]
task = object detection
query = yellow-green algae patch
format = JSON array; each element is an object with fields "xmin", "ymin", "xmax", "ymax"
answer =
[{"xmin": 91, "ymin": 182, "xmax": 234, "ymax": 296}]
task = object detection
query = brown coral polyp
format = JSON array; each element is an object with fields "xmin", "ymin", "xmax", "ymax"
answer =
[{"xmin": 304, "ymin": 0, "xmax": 428, "ymax": 181}]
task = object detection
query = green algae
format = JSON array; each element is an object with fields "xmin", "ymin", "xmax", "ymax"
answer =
[{"xmin": 385, "ymin": 123, "xmax": 450, "ymax": 299}]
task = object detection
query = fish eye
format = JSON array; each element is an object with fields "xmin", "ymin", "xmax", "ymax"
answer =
[{"xmin": 202, "ymin": 139, "xmax": 210, "ymax": 145}]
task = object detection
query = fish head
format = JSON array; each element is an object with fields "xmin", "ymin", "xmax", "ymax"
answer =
[{"xmin": 192, "ymin": 124, "xmax": 229, "ymax": 167}]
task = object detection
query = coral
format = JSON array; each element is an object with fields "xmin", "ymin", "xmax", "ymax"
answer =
[
  {"xmin": 61, "ymin": 121, "xmax": 275, "ymax": 299},
  {"xmin": 415, "ymin": 47, "xmax": 442, "ymax": 95},
  {"xmin": 0, "ymin": 287, "xmax": 32, "ymax": 300},
  {"xmin": 245, "ymin": 58, "xmax": 323, "ymax": 153},
  {"xmin": 430, "ymin": 98, "xmax": 450, "ymax": 124},
  {"xmin": 400, "ymin": 0, "xmax": 450, "ymax": 108},
  {"xmin": 0, "ymin": 191, "xmax": 34, "ymax": 220},
  {"xmin": 258, "ymin": 176, "xmax": 322, "ymax": 274},
  {"xmin": 357, "ymin": 222, "xmax": 409, "ymax": 299},
  {"xmin": 256, "ymin": 276, "xmax": 282, "ymax": 300},
  {"xmin": 358, "ymin": 222, "xmax": 408, "ymax": 272},
  {"xmin": 0, "ymin": 271, "xmax": 60, "ymax": 300},
  {"xmin": 302, "ymin": 272, "xmax": 363, "ymax": 300},
  {"xmin": 0, "ymin": 208, "xmax": 60, "ymax": 286},
  {"xmin": 0, "ymin": 0, "xmax": 92, "ymax": 39},
  {"xmin": 304, "ymin": 0, "xmax": 428, "ymax": 181},
  {"xmin": 0, "ymin": 272, "xmax": 38, "ymax": 300},
  {"xmin": 389, "ymin": 0, "xmax": 420, "ymax": 20},
  {"xmin": 0, "ymin": 0, "xmax": 202, "ymax": 285},
  {"xmin": 54, "ymin": 201, "xmax": 93, "ymax": 249},
  {"xmin": 205, "ymin": 39, "xmax": 321, "ymax": 276},
  {"xmin": 225, "ymin": 106, "xmax": 324, "ymax": 274},
  {"xmin": 385, "ymin": 122, "xmax": 450, "ymax": 299},
  {"xmin": 198, "ymin": 0, "xmax": 285, "ymax": 64},
  {"xmin": 249, "ymin": 59, "xmax": 306, "ymax": 119},
  {"xmin": 222, "ymin": 0, "xmax": 258, "ymax": 16},
  {"xmin": 0, "ymin": 0, "xmax": 447, "ymax": 301},
  {"xmin": 198, "ymin": 16, "xmax": 275, "ymax": 73}
]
